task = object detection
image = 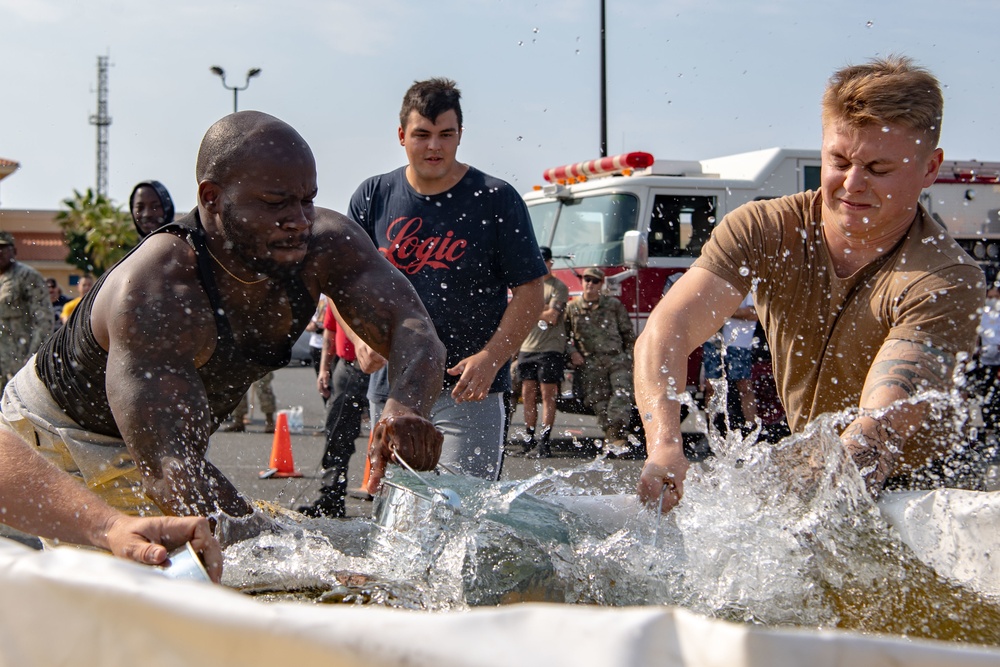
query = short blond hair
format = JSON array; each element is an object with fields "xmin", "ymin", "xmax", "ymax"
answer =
[{"xmin": 822, "ymin": 55, "xmax": 943, "ymax": 147}]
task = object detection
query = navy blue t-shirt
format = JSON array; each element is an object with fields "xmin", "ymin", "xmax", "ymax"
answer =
[{"xmin": 349, "ymin": 165, "xmax": 547, "ymax": 396}]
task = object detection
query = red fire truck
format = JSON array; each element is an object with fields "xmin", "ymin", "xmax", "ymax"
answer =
[{"xmin": 523, "ymin": 148, "xmax": 1000, "ymax": 440}]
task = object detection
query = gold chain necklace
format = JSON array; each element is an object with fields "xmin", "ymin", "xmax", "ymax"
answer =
[{"xmin": 204, "ymin": 245, "xmax": 269, "ymax": 286}]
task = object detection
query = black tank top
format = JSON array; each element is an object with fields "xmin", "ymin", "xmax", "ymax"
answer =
[{"xmin": 35, "ymin": 212, "xmax": 315, "ymax": 438}]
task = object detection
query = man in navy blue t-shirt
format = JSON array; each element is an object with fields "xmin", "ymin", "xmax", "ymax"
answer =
[{"xmin": 345, "ymin": 77, "xmax": 546, "ymax": 480}]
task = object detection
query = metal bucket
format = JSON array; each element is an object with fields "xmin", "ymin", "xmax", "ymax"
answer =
[
  {"xmin": 158, "ymin": 541, "xmax": 211, "ymax": 582},
  {"xmin": 370, "ymin": 467, "xmax": 591, "ymax": 549},
  {"xmin": 369, "ymin": 467, "xmax": 463, "ymax": 553},
  {"xmin": 371, "ymin": 478, "xmax": 442, "ymax": 537}
]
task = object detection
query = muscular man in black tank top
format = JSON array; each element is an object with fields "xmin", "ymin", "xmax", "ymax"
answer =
[{"xmin": 20, "ymin": 112, "xmax": 444, "ymax": 535}]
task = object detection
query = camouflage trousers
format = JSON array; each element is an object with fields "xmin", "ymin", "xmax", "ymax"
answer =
[
  {"xmin": 578, "ymin": 353, "xmax": 634, "ymax": 441},
  {"xmin": 231, "ymin": 372, "xmax": 276, "ymax": 420},
  {"xmin": 0, "ymin": 342, "xmax": 33, "ymax": 397}
]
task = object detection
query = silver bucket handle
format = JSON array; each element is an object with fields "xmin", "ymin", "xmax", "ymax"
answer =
[{"xmin": 394, "ymin": 453, "xmax": 462, "ymax": 510}]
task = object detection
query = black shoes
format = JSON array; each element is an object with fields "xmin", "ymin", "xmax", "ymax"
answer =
[
  {"xmin": 296, "ymin": 496, "xmax": 345, "ymax": 518},
  {"xmin": 528, "ymin": 444, "xmax": 551, "ymax": 459}
]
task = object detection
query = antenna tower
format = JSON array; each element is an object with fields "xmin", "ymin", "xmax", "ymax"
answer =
[{"xmin": 89, "ymin": 55, "xmax": 112, "ymax": 197}]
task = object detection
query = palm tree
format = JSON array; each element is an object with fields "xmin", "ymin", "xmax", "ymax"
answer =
[{"xmin": 56, "ymin": 189, "xmax": 138, "ymax": 276}]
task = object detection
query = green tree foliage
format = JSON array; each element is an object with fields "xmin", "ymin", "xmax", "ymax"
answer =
[{"xmin": 56, "ymin": 189, "xmax": 138, "ymax": 276}]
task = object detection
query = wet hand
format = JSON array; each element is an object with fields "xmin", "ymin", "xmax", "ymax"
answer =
[
  {"xmin": 105, "ymin": 514, "xmax": 223, "ymax": 583},
  {"xmin": 637, "ymin": 452, "xmax": 688, "ymax": 514},
  {"xmin": 366, "ymin": 413, "xmax": 443, "ymax": 494}
]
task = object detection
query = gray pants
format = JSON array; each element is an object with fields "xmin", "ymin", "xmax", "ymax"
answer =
[{"xmin": 370, "ymin": 390, "xmax": 505, "ymax": 480}]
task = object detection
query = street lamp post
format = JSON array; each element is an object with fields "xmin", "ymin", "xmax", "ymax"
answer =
[
  {"xmin": 209, "ymin": 66, "xmax": 262, "ymax": 113},
  {"xmin": 599, "ymin": 0, "xmax": 607, "ymax": 158}
]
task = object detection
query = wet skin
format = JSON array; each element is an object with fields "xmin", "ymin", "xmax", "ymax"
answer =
[{"xmin": 89, "ymin": 113, "xmax": 445, "ymax": 528}]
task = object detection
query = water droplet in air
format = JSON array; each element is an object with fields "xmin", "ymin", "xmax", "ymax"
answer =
[{"xmin": 738, "ymin": 266, "xmax": 750, "ymax": 277}]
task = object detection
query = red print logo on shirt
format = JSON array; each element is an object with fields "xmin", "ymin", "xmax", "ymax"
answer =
[{"xmin": 382, "ymin": 217, "xmax": 468, "ymax": 274}]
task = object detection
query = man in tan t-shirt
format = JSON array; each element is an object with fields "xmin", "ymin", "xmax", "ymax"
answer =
[
  {"xmin": 634, "ymin": 56, "xmax": 986, "ymax": 513},
  {"xmin": 515, "ymin": 246, "xmax": 569, "ymax": 458}
]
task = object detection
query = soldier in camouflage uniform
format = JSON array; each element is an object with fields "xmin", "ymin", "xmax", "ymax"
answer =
[
  {"xmin": 0, "ymin": 231, "xmax": 51, "ymax": 395},
  {"xmin": 565, "ymin": 267, "xmax": 636, "ymax": 448},
  {"xmin": 224, "ymin": 372, "xmax": 277, "ymax": 433}
]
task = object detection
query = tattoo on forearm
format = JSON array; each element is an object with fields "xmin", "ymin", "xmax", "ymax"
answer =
[{"xmin": 842, "ymin": 415, "xmax": 901, "ymax": 496}]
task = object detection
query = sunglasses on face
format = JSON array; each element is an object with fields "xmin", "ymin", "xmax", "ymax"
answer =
[{"xmin": 583, "ymin": 276, "xmax": 603, "ymax": 284}]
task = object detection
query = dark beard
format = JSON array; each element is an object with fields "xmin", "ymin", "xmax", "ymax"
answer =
[{"xmin": 220, "ymin": 202, "xmax": 300, "ymax": 279}]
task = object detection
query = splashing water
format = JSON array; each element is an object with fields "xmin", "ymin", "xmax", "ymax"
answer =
[{"xmin": 222, "ymin": 388, "xmax": 1000, "ymax": 646}]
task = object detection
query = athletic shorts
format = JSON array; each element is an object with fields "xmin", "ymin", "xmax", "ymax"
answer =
[
  {"xmin": 517, "ymin": 351, "xmax": 565, "ymax": 385},
  {"xmin": 702, "ymin": 342, "xmax": 753, "ymax": 381}
]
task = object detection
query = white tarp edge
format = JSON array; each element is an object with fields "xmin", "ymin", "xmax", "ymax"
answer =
[
  {"xmin": 878, "ymin": 489, "xmax": 1000, "ymax": 597},
  {"xmin": 1, "ymin": 535, "xmax": 999, "ymax": 667}
]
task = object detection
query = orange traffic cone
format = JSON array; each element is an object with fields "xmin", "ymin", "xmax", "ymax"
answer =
[
  {"xmin": 349, "ymin": 426, "xmax": 374, "ymax": 498},
  {"xmin": 259, "ymin": 412, "xmax": 302, "ymax": 479},
  {"xmin": 362, "ymin": 428, "xmax": 374, "ymax": 488}
]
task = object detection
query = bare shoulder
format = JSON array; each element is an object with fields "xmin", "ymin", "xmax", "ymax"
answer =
[
  {"xmin": 91, "ymin": 233, "xmax": 214, "ymax": 352},
  {"xmin": 309, "ymin": 207, "xmax": 370, "ymax": 252},
  {"xmin": 101, "ymin": 233, "xmax": 202, "ymax": 302},
  {"xmin": 302, "ymin": 207, "xmax": 382, "ymax": 286}
]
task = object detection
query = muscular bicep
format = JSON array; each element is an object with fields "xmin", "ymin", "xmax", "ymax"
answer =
[{"xmin": 96, "ymin": 255, "xmax": 216, "ymax": 473}]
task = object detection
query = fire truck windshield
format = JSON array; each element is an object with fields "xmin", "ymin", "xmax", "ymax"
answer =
[{"xmin": 527, "ymin": 193, "xmax": 639, "ymax": 267}]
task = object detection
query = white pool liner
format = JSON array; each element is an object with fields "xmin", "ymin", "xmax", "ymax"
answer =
[
  {"xmin": 877, "ymin": 488, "xmax": 1000, "ymax": 597},
  {"xmin": 2, "ymin": 500, "xmax": 1000, "ymax": 667}
]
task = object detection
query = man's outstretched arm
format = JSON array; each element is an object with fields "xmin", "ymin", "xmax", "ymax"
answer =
[
  {"xmin": 95, "ymin": 237, "xmax": 255, "ymax": 522},
  {"xmin": 0, "ymin": 429, "xmax": 223, "ymax": 581},
  {"xmin": 634, "ymin": 268, "xmax": 743, "ymax": 512},
  {"xmin": 312, "ymin": 210, "xmax": 446, "ymax": 490}
]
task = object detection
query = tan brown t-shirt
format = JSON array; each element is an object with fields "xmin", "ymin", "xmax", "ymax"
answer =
[{"xmin": 695, "ymin": 190, "xmax": 985, "ymax": 436}]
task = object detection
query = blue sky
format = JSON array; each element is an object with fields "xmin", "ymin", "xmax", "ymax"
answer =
[{"xmin": 1, "ymin": 0, "xmax": 997, "ymax": 214}]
